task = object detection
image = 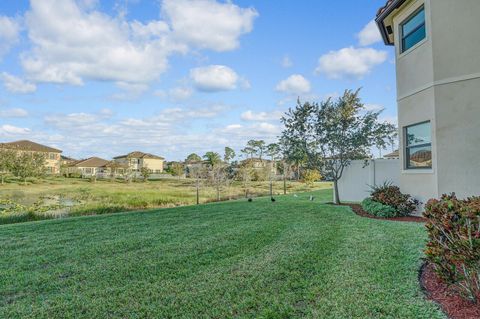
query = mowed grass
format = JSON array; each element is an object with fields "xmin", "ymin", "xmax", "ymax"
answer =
[
  {"xmin": 0, "ymin": 178, "xmax": 330, "ymax": 224},
  {"xmin": 0, "ymin": 189, "xmax": 444, "ymax": 318}
]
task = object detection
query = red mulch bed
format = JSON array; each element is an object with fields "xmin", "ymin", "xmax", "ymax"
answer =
[
  {"xmin": 420, "ymin": 263, "xmax": 480, "ymax": 319},
  {"xmin": 335, "ymin": 203, "xmax": 426, "ymax": 223}
]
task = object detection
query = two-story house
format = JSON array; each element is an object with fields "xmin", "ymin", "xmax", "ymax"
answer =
[
  {"xmin": 113, "ymin": 151, "xmax": 165, "ymax": 173},
  {"xmin": 376, "ymin": 0, "xmax": 480, "ymax": 203},
  {"xmin": 0, "ymin": 140, "xmax": 62, "ymax": 174}
]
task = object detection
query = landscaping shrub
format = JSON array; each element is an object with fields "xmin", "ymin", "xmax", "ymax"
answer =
[
  {"xmin": 361, "ymin": 198, "xmax": 397, "ymax": 218},
  {"xmin": 424, "ymin": 193, "xmax": 480, "ymax": 303},
  {"xmin": 370, "ymin": 182, "xmax": 419, "ymax": 216},
  {"xmin": 302, "ymin": 169, "xmax": 322, "ymax": 186}
]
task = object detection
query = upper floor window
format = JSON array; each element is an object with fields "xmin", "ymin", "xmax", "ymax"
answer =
[
  {"xmin": 405, "ymin": 121, "xmax": 432, "ymax": 169},
  {"xmin": 49, "ymin": 153, "xmax": 57, "ymax": 160},
  {"xmin": 401, "ymin": 6, "xmax": 426, "ymax": 53}
]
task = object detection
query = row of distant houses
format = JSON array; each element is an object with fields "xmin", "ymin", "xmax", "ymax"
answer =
[
  {"xmin": 0, "ymin": 140, "xmax": 165, "ymax": 178},
  {"xmin": 0, "ymin": 140, "xmax": 278, "ymax": 179}
]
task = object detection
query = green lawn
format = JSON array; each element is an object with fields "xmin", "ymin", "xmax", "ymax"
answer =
[
  {"xmin": 0, "ymin": 189, "xmax": 444, "ymax": 318},
  {"xmin": 0, "ymin": 178, "xmax": 330, "ymax": 224}
]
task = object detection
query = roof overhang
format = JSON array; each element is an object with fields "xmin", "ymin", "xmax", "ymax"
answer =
[{"xmin": 375, "ymin": 0, "xmax": 408, "ymax": 46}]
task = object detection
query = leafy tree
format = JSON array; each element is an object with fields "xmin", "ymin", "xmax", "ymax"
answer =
[
  {"xmin": 247, "ymin": 139, "xmax": 266, "ymax": 160},
  {"xmin": 0, "ymin": 149, "xmax": 15, "ymax": 184},
  {"xmin": 11, "ymin": 152, "xmax": 46, "ymax": 185},
  {"xmin": 185, "ymin": 153, "xmax": 202, "ymax": 163},
  {"xmin": 266, "ymin": 143, "xmax": 280, "ymax": 162},
  {"xmin": 223, "ymin": 147, "xmax": 236, "ymax": 163},
  {"xmin": 302, "ymin": 169, "xmax": 322, "ymax": 186},
  {"xmin": 203, "ymin": 152, "xmax": 222, "ymax": 168},
  {"xmin": 281, "ymin": 89, "xmax": 397, "ymax": 204},
  {"xmin": 140, "ymin": 166, "xmax": 151, "ymax": 182},
  {"xmin": 240, "ymin": 147, "xmax": 256, "ymax": 159}
]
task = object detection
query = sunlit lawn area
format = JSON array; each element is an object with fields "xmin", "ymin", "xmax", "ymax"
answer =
[
  {"xmin": 0, "ymin": 189, "xmax": 444, "ymax": 318},
  {"xmin": 0, "ymin": 178, "xmax": 331, "ymax": 224}
]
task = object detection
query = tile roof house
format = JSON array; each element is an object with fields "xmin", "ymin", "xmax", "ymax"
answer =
[
  {"xmin": 375, "ymin": 0, "xmax": 480, "ymax": 204},
  {"xmin": 0, "ymin": 140, "xmax": 62, "ymax": 174},
  {"xmin": 383, "ymin": 150, "xmax": 399, "ymax": 159},
  {"xmin": 113, "ymin": 151, "xmax": 165, "ymax": 173},
  {"xmin": 68, "ymin": 157, "xmax": 110, "ymax": 177},
  {"xmin": 68, "ymin": 157, "xmax": 129, "ymax": 178}
]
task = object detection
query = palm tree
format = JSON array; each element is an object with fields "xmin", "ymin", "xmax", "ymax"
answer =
[{"xmin": 203, "ymin": 152, "xmax": 221, "ymax": 168}]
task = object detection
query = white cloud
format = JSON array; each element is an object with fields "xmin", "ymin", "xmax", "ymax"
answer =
[
  {"xmin": 364, "ymin": 104, "xmax": 385, "ymax": 112},
  {"xmin": 218, "ymin": 122, "xmax": 281, "ymax": 139},
  {"xmin": 281, "ymin": 55, "xmax": 293, "ymax": 68},
  {"xmin": 168, "ymin": 87, "xmax": 193, "ymax": 101},
  {"xmin": 162, "ymin": 0, "xmax": 258, "ymax": 52},
  {"xmin": 22, "ymin": 0, "xmax": 181, "ymax": 85},
  {"xmin": 357, "ymin": 20, "xmax": 382, "ymax": 46},
  {"xmin": 0, "ymin": 124, "xmax": 31, "ymax": 136},
  {"xmin": 241, "ymin": 110, "xmax": 283, "ymax": 122},
  {"xmin": 190, "ymin": 65, "xmax": 239, "ymax": 92},
  {"xmin": 0, "ymin": 108, "xmax": 29, "ymax": 118},
  {"xmin": 0, "ymin": 16, "xmax": 20, "ymax": 59},
  {"xmin": 1, "ymin": 73, "xmax": 37, "ymax": 94},
  {"xmin": 19, "ymin": 0, "xmax": 256, "ymax": 87},
  {"xmin": 275, "ymin": 74, "xmax": 311, "ymax": 95},
  {"xmin": 36, "ymin": 104, "xmax": 233, "ymax": 158},
  {"xmin": 315, "ymin": 47, "xmax": 387, "ymax": 79},
  {"xmin": 110, "ymin": 82, "xmax": 149, "ymax": 101},
  {"xmin": 380, "ymin": 115, "xmax": 398, "ymax": 126}
]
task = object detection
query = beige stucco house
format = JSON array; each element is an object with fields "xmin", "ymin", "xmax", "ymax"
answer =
[
  {"xmin": 113, "ymin": 151, "xmax": 165, "ymax": 173},
  {"xmin": 68, "ymin": 157, "xmax": 110, "ymax": 177},
  {"xmin": 68, "ymin": 157, "xmax": 128, "ymax": 178},
  {"xmin": 376, "ymin": 0, "xmax": 480, "ymax": 203},
  {"xmin": 0, "ymin": 140, "xmax": 62, "ymax": 174}
]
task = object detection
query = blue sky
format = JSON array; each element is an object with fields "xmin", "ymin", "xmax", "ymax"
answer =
[{"xmin": 0, "ymin": 0, "xmax": 396, "ymax": 161}]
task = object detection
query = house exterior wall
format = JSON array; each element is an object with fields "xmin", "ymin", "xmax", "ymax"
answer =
[
  {"xmin": 114, "ymin": 157, "xmax": 164, "ymax": 173},
  {"xmin": 142, "ymin": 158, "xmax": 164, "ymax": 173},
  {"xmin": 434, "ymin": 78, "xmax": 480, "ymax": 198},
  {"xmin": 45, "ymin": 152, "xmax": 62, "ymax": 174},
  {"xmin": 391, "ymin": 0, "xmax": 480, "ymax": 204}
]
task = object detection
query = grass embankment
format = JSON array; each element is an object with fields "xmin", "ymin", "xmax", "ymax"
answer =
[
  {"xmin": 0, "ymin": 178, "xmax": 330, "ymax": 224},
  {"xmin": 0, "ymin": 189, "xmax": 444, "ymax": 318}
]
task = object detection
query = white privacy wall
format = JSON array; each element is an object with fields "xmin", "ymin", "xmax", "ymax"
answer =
[{"xmin": 334, "ymin": 159, "xmax": 400, "ymax": 203}]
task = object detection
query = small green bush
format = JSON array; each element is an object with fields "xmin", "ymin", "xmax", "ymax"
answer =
[
  {"xmin": 370, "ymin": 182, "xmax": 419, "ymax": 216},
  {"xmin": 424, "ymin": 194, "xmax": 480, "ymax": 303},
  {"xmin": 361, "ymin": 198, "xmax": 397, "ymax": 218}
]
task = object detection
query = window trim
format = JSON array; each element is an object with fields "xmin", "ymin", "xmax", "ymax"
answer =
[
  {"xmin": 400, "ymin": 5, "xmax": 426, "ymax": 54},
  {"xmin": 404, "ymin": 120, "xmax": 432, "ymax": 170}
]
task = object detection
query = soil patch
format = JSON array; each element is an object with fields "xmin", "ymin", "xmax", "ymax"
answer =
[{"xmin": 420, "ymin": 262, "xmax": 480, "ymax": 319}]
